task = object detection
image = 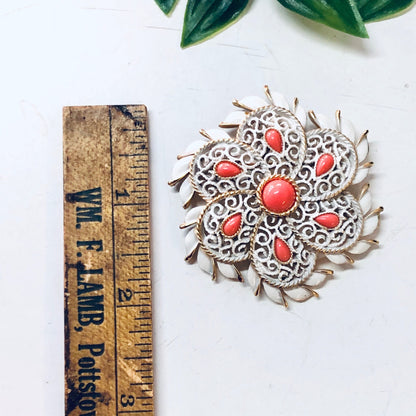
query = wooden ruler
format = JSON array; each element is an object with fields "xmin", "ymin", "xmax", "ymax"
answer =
[{"xmin": 64, "ymin": 105, "xmax": 154, "ymax": 415}]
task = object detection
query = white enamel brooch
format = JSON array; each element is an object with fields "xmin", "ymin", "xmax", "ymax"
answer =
[{"xmin": 169, "ymin": 86, "xmax": 382, "ymax": 307}]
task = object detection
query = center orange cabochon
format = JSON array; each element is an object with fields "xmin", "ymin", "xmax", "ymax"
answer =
[{"xmin": 261, "ymin": 178, "xmax": 296, "ymax": 214}]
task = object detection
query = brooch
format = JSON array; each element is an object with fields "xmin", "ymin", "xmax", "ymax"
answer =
[{"xmin": 169, "ymin": 87, "xmax": 382, "ymax": 307}]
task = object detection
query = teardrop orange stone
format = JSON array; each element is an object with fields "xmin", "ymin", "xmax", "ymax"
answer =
[
  {"xmin": 316, "ymin": 153, "xmax": 335, "ymax": 177},
  {"xmin": 222, "ymin": 213, "xmax": 242, "ymax": 236},
  {"xmin": 274, "ymin": 238, "xmax": 291, "ymax": 263},
  {"xmin": 215, "ymin": 161, "xmax": 242, "ymax": 178},
  {"xmin": 314, "ymin": 213, "xmax": 340, "ymax": 229},
  {"xmin": 265, "ymin": 128, "xmax": 283, "ymax": 153}
]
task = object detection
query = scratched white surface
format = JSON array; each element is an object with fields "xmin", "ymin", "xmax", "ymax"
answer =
[{"xmin": 0, "ymin": 1, "xmax": 415, "ymax": 415}]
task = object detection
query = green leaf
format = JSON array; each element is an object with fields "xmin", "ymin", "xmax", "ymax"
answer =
[
  {"xmin": 181, "ymin": 0, "xmax": 250, "ymax": 48},
  {"xmin": 276, "ymin": 0, "xmax": 368, "ymax": 38},
  {"xmin": 155, "ymin": 0, "xmax": 178, "ymax": 15},
  {"xmin": 356, "ymin": 0, "xmax": 415, "ymax": 22}
]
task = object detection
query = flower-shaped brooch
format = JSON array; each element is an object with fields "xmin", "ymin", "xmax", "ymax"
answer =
[{"xmin": 169, "ymin": 87, "xmax": 382, "ymax": 307}]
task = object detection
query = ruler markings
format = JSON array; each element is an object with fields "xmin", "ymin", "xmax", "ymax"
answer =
[
  {"xmin": 117, "ymin": 304, "xmax": 152, "ymax": 308},
  {"xmin": 109, "ymin": 107, "xmax": 121, "ymax": 415},
  {"xmin": 64, "ymin": 105, "xmax": 154, "ymax": 416},
  {"xmin": 114, "ymin": 202, "xmax": 147, "ymax": 206}
]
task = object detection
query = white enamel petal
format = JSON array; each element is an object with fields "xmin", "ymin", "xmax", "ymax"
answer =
[
  {"xmin": 362, "ymin": 215, "xmax": 380, "ymax": 236},
  {"xmin": 284, "ymin": 286, "xmax": 314, "ymax": 302},
  {"xmin": 263, "ymin": 282, "xmax": 285, "ymax": 305},
  {"xmin": 339, "ymin": 117, "xmax": 356, "ymax": 143},
  {"xmin": 359, "ymin": 190, "xmax": 372, "ymax": 215},
  {"xmin": 185, "ymin": 140, "xmax": 206, "ymax": 154},
  {"xmin": 240, "ymin": 96, "xmax": 268, "ymax": 110},
  {"xmin": 326, "ymin": 254, "xmax": 349, "ymax": 265},
  {"xmin": 315, "ymin": 113, "xmax": 335, "ymax": 129},
  {"xmin": 356, "ymin": 136, "xmax": 369, "ymax": 163},
  {"xmin": 185, "ymin": 228, "xmax": 199, "ymax": 256},
  {"xmin": 179, "ymin": 178, "xmax": 194, "ymax": 204},
  {"xmin": 217, "ymin": 262, "xmax": 239, "ymax": 280},
  {"xmin": 197, "ymin": 249, "xmax": 213, "ymax": 275},
  {"xmin": 221, "ymin": 111, "xmax": 246, "ymax": 127},
  {"xmin": 247, "ymin": 264, "xmax": 261, "ymax": 292},
  {"xmin": 184, "ymin": 206, "xmax": 204, "ymax": 224},
  {"xmin": 352, "ymin": 167, "xmax": 370, "ymax": 185},
  {"xmin": 304, "ymin": 272, "xmax": 328, "ymax": 288},
  {"xmin": 171, "ymin": 157, "xmax": 191, "ymax": 182},
  {"xmin": 205, "ymin": 129, "xmax": 231, "ymax": 140},
  {"xmin": 293, "ymin": 103, "xmax": 307, "ymax": 127},
  {"xmin": 270, "ymin": 91, "xmax": 289, "ymax": 109},
  {"xmin": 348, "ymin": 240, "xmax": 372, "ymax": 255}
]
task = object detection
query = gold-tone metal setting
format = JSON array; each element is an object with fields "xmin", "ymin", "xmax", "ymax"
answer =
[
  {"xmin": 308, "ymin": 110, "xmax": 321, "ymax": 129},
  {"xmin": 168, "ymin": 171, "xmax": 189, "ymax": 187},
  {"xmin": 177, "ymin": 152, "xmax": 195, "ymax": 160},
  {"xmin": 293, "ymin": 97, "xmax": 299, "ymax": 112},
  {"xmin": 315, "ymin": 269, "xmax": 334, "ymax": 276},
  {"xmin": 365, "ymin": 206, "xmax": 384, "ymax": 219},
  {"xmin": 335, "ymin": 109, "xmax": 342, "ymax": 131},
  {"xmin": 358, "ymin": 129, "xmax": 369, "ymax": 145},
  {"xmin": 343, "ymin": 253, "xmax": 355, "ymax": 264},
  {"xmin": 361, "ymin": 161, "xmax": 374, "ymax": 169},
  {"xmin": 199, "ymin": 128, "xmax": 213, "ymax": 140},
  {"xmin": 264, "ymin": 85, "xmax": 274, "ymax": 104},
  {"xmin": 232, "ymin": 98, "xmax": 254, "ymax": 112},
  {"xmin": 179, "ymin": 221, "xmax": 197, "ymax": 230},
  {"xmin": 219, "ymin": 121, "xmax": 241, "ymax": 128},
  {"xmin": 359, "ymin": 183, "xmax": 370, "ymax": 200}
]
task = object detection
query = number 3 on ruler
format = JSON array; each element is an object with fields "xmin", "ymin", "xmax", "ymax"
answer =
[{"xmin": 120, "ymin": 394, "xmax": 135, "ymax": 407}]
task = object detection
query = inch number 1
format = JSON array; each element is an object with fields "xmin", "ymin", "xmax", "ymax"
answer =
[{"xmin": 116, "ymin": 189, "xmax": 130, "ymax": 200}]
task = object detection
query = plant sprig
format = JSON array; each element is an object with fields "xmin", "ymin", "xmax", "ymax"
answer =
[{"xmin": 155, "ymin": 0, "xmax": 415, "ymax": 47}]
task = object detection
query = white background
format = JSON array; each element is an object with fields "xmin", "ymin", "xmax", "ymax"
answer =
[{"xmin": 0, "ymin": 1, "xmax": 415, "ymax": 415}]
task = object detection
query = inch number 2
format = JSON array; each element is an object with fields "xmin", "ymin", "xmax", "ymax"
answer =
[
  {"xmin": 118, "ymin": 288, "xmax": 133, "ymax": 303},
  {"xmin": 120, "ymin": 394, "xmax": 135, "ymax": 408}
]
